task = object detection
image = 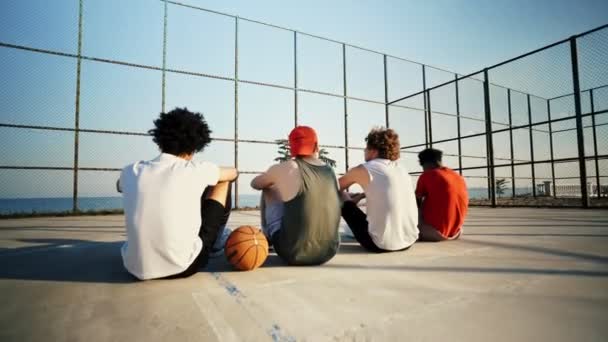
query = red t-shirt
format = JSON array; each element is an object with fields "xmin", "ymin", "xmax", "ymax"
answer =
[{"xmin": 415, "ymin": 167, "xmax": 468, "ymax": 238}]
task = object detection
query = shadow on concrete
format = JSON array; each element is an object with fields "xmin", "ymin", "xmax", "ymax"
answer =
[
  {"xmin": 466, "ymin": 233, "xmax": 608, "ymax": 238},
  {"xmin": 323, "ymin": 263, "xmax": 608, "ymax": 277},
  {"xmin": 464, "ymin": 223, "xmax": 608, "ymax": 227},
  {"xmin": 460, "ymin": 238, "xmax": 608, "ymax": 264},
  {"xmin": 0, "ymin": 238, "xmax": 291, "ymax": 282},
  {"xmin": 2, "ymin": 236, "xmax": 607, "ymax": 283},
  {"xmin": 207, "ymin": 254, "xmax": 289, "ymax": 272},
  {"xmin": 468, "ymin": 218, "xmax": 608, "ymax": 224},
  {"xmin": 337, "ymin": 243, "xmax": 370, "ymax": 254},
  {"xmin": 0, "ymin": 225, "xmax": 123, "ymax": 229},
  {"xmin": 207, "ymin": 253, "xmax": 360, "ymax": 272},
  {"xmin": 0, "ymin": 238, "xmax": 135, "ymax": 283},
  {"xmin": 206, "ymin": 245, "xmax": 383, "ymax": 272},
  {"xmin": 0, "ymin": 226, "xmax": 124, "ymax": 234}
]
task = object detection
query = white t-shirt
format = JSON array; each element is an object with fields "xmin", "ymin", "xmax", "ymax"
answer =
[
  {"xmin": 362, "ymin": 158, "xmax": 419, "ymax": 250},
  {"xmin": 120, "ymin": 153, "xmax": 220, "ymax": 280}
]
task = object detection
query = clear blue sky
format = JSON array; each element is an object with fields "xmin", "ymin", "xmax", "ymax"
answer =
[
  {"xmin": 192, "ymin": 0, "xmax": 608, "ymax": 74},
  {"xmin": 0, "ymin": 0, "xmax": 607, "ymax": 198}
]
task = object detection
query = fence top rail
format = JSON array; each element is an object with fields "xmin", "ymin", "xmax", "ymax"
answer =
[
  {"xmin": 163, "ymin": 0, "xmax": 458, "ymax": 74},
  {"xmin": 548, "ymin": 83, "xmax": 608, "ymax": 101},
  {"xmin": 1, "ymin": 12, "xmax": 580, "ymax": 107},
  {"xmin": 387, "ymin": 23, "xmax": 608, "ymax": 106}
]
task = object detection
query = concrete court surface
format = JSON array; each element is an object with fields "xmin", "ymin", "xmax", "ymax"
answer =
[{"xmin": 0, "ymin": 207, "xmax": 607, "ymax": 342}]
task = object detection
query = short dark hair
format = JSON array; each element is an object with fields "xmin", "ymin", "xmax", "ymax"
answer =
[
  {"xmin": 148, "ymin": 107, "xmax": 212, "ymax": 156},
  {"xmin": 365, "ymin": 128, "xmax": 400, "ymax": 161},
  {"xmin": 418, "ymin": 148, "xmax": 443, "ymax": 165}
]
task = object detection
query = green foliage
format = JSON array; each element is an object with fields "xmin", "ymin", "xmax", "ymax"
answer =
[
  {"xmin": 274, "ymin": 139, "xmax": 337, "ymax": 169},
  {"xmin": 274, "ymin": 139, "xmax": 291, "ymax": 163},
  {"xmin": 319, "ymin": 148, "xmax": 337, "ymax": 168},
  {"xmin": 496, "ymin": 178, "xmax": 509, "ymax": 197}
]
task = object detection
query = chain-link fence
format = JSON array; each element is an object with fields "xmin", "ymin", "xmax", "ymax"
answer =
[
  {"xmin": 390, "ymin": 24, "xmax": 608, "ymax": 208},
  {"xmin": 0, "ymin": 1, "xmax": 606, "ymax": 215}
]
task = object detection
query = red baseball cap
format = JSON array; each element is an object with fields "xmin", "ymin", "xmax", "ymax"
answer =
[{"xmin": 289, "ymin": 126, "xmax": 318, "ymax": 157}]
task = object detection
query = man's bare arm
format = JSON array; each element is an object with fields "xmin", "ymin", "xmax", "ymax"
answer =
[
  {"xmin": 218, "ymin": 167, "xmax": 238, "ymax": 182},
  {"xmin": 251, "ymin": 164, "xmax": 280, "ymax": 190},
  {"xmin": 251, "ymin": 173, "xmax": 274, "ymax": 190},
  {"xmin": 338, "ymin": 165, "xmax": 369, "ymax": 191}
]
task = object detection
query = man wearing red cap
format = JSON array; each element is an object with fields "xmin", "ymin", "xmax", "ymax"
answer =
[{"xmin": 251, "ymin": 126, "xmax": 341, "ymax": 265}]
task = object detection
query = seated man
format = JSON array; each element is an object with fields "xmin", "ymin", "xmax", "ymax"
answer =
[
  {"xmin": 415, "ymin": 148, "xmax": 468, "ymax": 241},
  {"xmin": 338, "ymin": 128, "xmax": 418, "ymax": 252},
  {"xmin": 251, "ymin": 126, "xmax": 341, "ymax": 265},
  {"xmin": 118, "ymin": 108, "xmax": 238, "ymax": 280}
]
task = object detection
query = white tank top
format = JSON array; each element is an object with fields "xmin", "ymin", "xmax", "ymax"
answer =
[{"xmin": 362, "ymin": 159, "xmax": 419, "ymax": 250}]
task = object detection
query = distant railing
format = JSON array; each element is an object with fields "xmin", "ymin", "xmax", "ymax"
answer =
[{"xmin": 535, "ymin": 182, "xmax": 608, "ymax": 198}]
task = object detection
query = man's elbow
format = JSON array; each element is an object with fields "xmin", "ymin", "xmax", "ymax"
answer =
[
  {"xmin": 250, "ymin": 178, "xmax": 263, "ymax": 190},
  {"xmin": 219, "ymin": 167, "xmax": 238, "ymax": 182},
  {"xmin": 250, "ymin": 174, "xmax": 272, "ymax": 190},
  {"xmin": 338, "ymin": 178, "xmax": 351, "ymax": 191},
  {"xmin": 228, "ymin": 168, "xmax": 238, "ymax": 181}
]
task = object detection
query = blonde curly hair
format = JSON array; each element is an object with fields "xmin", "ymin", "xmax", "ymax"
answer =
[{"xmin": 365, "ymin": 127, "xmax": 400, "ymax": 161}]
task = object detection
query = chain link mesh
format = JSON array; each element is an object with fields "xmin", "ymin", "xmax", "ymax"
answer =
[{"xmin": 1, "ymin": 1, "xmax": 607, "ymax": 214}]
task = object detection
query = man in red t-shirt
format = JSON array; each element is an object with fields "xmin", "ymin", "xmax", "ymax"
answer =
[{"xmin": 415, "ymin": 148, "xmax": 468, "ymax": 241}]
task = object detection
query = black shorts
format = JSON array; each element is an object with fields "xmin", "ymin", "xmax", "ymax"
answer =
[
  {"xmin": 163, "ymin": 198, "xmax": 228, "ymax": 279},
  {"xmin": 341, "ymin": 201, "xmax": 410, "ymax": 253}
]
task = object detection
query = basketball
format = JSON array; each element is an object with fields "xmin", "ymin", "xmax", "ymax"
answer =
[{"xmin": 224, "ymin": 225, "xmax": 269, "ymax": 271}]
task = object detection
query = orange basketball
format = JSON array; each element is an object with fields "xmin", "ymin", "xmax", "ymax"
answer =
[{"xmin": 224, "ymin": 225, "xmax": 269, "ymax": 271}]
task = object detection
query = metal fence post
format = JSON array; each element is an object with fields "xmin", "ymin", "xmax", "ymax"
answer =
[
  {"xmin": 422, "ymin": 65, "xmax": 428, "ymax": 148},
  {"xmin": 161, "ymin": 0, "xmax": 168, "ymax": 113},
  {"xmin": 342, "ymin": 44, "xmax": 349, "ymax": 172},
  {"xmin": 547, "ymin": 99, "xmax": 557, "ymax": 197},
  {"xmin": 293, "ymin": 31, "xmax": 298, "ymax": 127},
  {"xmin": 455, "ymin": 74, "xmax": 463, "ymax": 175},
  {"xmin": 483, "ymin": 69, "xmax": 496, "ymax": 207},
  {"xmin": 427, "ymin": 90, "xmax": 433, "ymax": 147},
  {"xmin": 72, "ymin": 0, "xmax": 84, "ymax": 213},
  {"xmin": 527, "ymin": 94, "xmax": 536, "ymax": 197},
  {"xmin": 569, "ymin": 37, "xmax": 590, "ymax": 207},
  {"xmin": 508, "ymin": 89, "xmax": 516, "ymax": 198},
  {"xmin": 590, "ymin": 89, "xmax": 600, "ymax": 197},
  {"xmin": 383, "ymin": 54, "xmax": 389, "ymax": 128},
  {"xmin": 234, "ymin": 17, "xmax": 239, "ymax": 208}
]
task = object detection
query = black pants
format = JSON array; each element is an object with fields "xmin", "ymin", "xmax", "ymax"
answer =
[
  {"xmin": 164, "ymin": 185, "xmax": 232, "ymax": 279},
  {"xmin": 341, "ymin": 201, "xmax": 410, "ymax": 253}
]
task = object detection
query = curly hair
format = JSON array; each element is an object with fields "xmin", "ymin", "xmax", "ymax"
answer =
[
  {"xmin": 365, "ymin": 127, "xmax": 400, "ymax": 161},
  {"xmin": 148, "ymin": 107, "xmax": 212, "ymax": 156}
]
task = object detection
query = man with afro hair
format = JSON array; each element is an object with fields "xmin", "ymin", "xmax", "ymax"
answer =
[{"xmin": 118, "ymin": 108, "xmax": 238, "ymax": 280}]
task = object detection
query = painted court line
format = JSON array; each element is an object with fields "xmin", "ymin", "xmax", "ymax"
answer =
[
  {"xmin": 198, "ymin": 272, "xmax": 298, "ymax": 341},
  {"xmin": 191, "ymin": 291, "xmax": 241, "ymax": 342}
]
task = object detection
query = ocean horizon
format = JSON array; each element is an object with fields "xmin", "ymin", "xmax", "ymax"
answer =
[
  {"xmin": 0, "ymin": 194, "xmax": 262, "ymax": 215},
  {"xmin": 0, "ymin": 188, "xmax": 529, "ymax": 215}
]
